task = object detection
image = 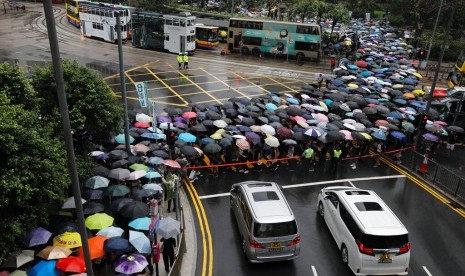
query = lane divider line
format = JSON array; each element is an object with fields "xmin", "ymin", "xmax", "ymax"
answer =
[
  {"xmin": 198, "ymin": 68, "xmax": 252, "ymax": 99},
  {"xmin": 144, "ymin": 66, "xmax": 189, "ymax": 106},
  {"xmin": 422, "ymin": 266, "xmax": 433, "ymax": 276},
  {"xmin": 348, "ymin": 180, "xmax": 355, "ymax": 187},
  {"xmin": 311, "ymin": 265, "xmax": 318, "ymax": 276}
]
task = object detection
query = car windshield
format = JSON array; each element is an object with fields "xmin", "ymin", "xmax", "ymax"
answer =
[{"xmin": 253, "ymin": 220, "xmax": 297, "ymax": 238}]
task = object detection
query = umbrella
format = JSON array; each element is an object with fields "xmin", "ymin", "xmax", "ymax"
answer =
[
  {"xmin": 235, "ymin": 139, "xmax": 250, "ymax": 150},
  {"xmin": 210, "ymin": 132, "xmax": 222, "ymax": 140},
  {"xmin": 156, "ymin": 217, "xmax": 181, "ymax": 239},
  {"xmin": 111, "ymin": 159, "xmax": 129, "ymax": 169},
  {"xmin": 446, "ymin": 126, "xmax": 464, "ymax": 133},
  {"xmin": 213, "ymin": 120, "xmax": 228, "ymax": 128},
  {"xmin": 129, "ymin": 231, "xmax": 151, "ymax": 254},
  {"xmin": 141, "ymin": 133, "xmax": 165, "ymax": 140},
  {"xmin": 2, "ymin": 250, "xmax": 34, "ymax": 268},
  {"xmin": 115, "ymin": 134, "xmax": 135, "ymax": 145},
  {"xmin": 85, "ymin": 176, "xmax": 110, "ymax": 189},
  {"xmin": 109, "ymin": 198, "xmax": 134, "ymax": 213},
  {"xmin": 106, "ymin": 184, "xmax": 130, "ymax": 197},
  {"xmin": 135, "ymin": 113, "xmax": 151, "ymax": 123},
  {"xmin": 104, "ymin": 237, "xmax": 132, "ymax": 255},
  {"xmin": 128, "ymin": 217, "xmax": 151, "ymax": 231},
  {"xmin": 304, "ymin": 128, "xmax": 322, "ymax": 137},
  {"xmin": 339, "ymin": 130, "xmax": 353, "ymax": 140},
  {"xmin": 148, "ymin": 157, "xmax": 164, "ymax": 165},
  {"xmin": 372, "ymin": 131, "xmax": 387, "ymax": 140},
  {"xmin": 114, "ymin": 254, "xmax": 148, "ymax": 275},
  {"xmin": 178, "ymin": 133, "xmax": 197, "ymax": 143},
  {"xmin": 83, "ymin": 202, "xmax": 105, "ymax": 215},
  {"xmin": 182, "ymin": 111, "xmax": 197, "ymax": 119},
  {"xmin": 282, "ymin": 139, "xmax": 297, "ymax": 145},
  {"xmin": 133, "ymin": 144, "xmax": 151, "ymax": 154},
  {"xmin": 28, "ymin": 260, "xmax": 59, "ymax": 276},
  {"xmin": 90, "ymin": 150, "xmax": 105, "ymax": 157},
  {"xmin": 61, "ymin": 197, "xmax": 86, "ymax": 209},
  {"xmin": 164, "ymin": 107, "xmax": 182, "ymax": 116},
  {"xmin": 145, "ymin": 171, "xmax": 162, "ymax": 179},
  {"xmin": 55, "ymin": 256, "xmax": 86, "ymax": 274},
  {"xmin": 152, "ymin": 150, "xmax": 170, "ymax": 159},
  {"xmin": 120, "ymin": 201, "xmax": 149, "ymax": 219},
  {"xmin": 200, "ymin": 137, "xmax": 215, "ymax": 145},
  {"xmin": 78, "ymin": 235, "xmax": 107, "ymax": 260},
  {"xmin": 277, "ymin": 127, "xmax": 293, "ymax": 138},
  {"xmin": 264, "ymin": 136, "xmax": 280, "ymax": 147},
  {"xmin": 129, "ymin": 163, "xmax": 149, "ymax": 172},
  {"xmin": 97, "ymin": 226, "xmax": 124, "ymax": 238},
  {"xmin": 85, "ymin": 213, "xmax": 114, "ymax": 230},
  {"xmin": 21, "ymin": 227, "xmax": 52, "ymax": 248},
  {"xmin": 391, "ymin": 131, "xmax": 407, "ymax": 142},
  {"xmin": 109, "ymin": 150, "xmax": 128, "ymax": 160},
  {"xmin": 37, "ymin": 246, "xmax": 72, "ymax": 260},
  {"xmin": 134, "ymin": 122, "xmax": 150, "ymax": 128},
  {"xmin": 163, "ymin": 159, "xmax": 181, "ymax": 168},
  {"xmin": 180, "ymin": 145, "xmax": 198, "ymax": 156},
  {"xmin": 260, "ymin": 125, "xmax": 276, "ymax": 136},
  {"xmin": 108, "ymin": 168, "xmax": 131, "ymax": 180},
  {"xmin": 53, "ymin": 232, "xmax": 82, "ymax": 248},
  {"xmin": 265, "ymin": 103, "xmax": 278, "ymax": 111},
  {"xmin": 93, "ymin": 166, "xmax": 109, "ymax": 177},
  {"xmin": 325, "ymin": 131, "xmax": 345, "ymax": 142},
  {"xmin": 128, "ymin": 170, "xmax": 147, "ymax": 181},
  {"xmin": 422, "ymin": 133, "xmax": 439, "ymax": 142},
  {"xmin": 54, "ymin": 223, "xmax": 78, "ymax": 236},
  {"xmin": 82, "ymin": 189, "xmax": 104, "ymax": 200},
  {"xmin": 204, "ymin": 143, "xmax": 222, "ymax": 154},
  {"xmin": 134, "ymin": 189, "xmax": 159, "ymax": 200},
  {"xmin": 191, "ymin": 123, "xmax": 208, "ymax": 132}
]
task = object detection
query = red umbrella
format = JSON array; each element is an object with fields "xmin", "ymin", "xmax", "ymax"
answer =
[
  {"xmin": 163, "ymin": 159, "xmax": 181, "ymax": 168},
  {"xmin": 182, "ymin": 112, "xmax": 197, "ymax": 119},
  {"xmin": 356, "ymin": 60, "xmax": 367, "ymax": 68},
  {"xmin": 375, "ymin": 120, "xmax": 389, "ymax": 127},
  {"xmin": 277, "ymin": 127, "xmax": 293, "ymax": 138},
  {"xmin": 56, "ymin": 256, "xmax": 86, "ymax": 273},
  {"xmin": 134, "ymin": 122, "xmax": 150, "ymax": 128}
]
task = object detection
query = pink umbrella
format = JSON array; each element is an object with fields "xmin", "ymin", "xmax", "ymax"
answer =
[
  {"xmin": 133, "ymin": 144, "xmax": 150, "ymax": 153},
  {"xmin": 313, "ymin": 113, "xmax": 329, "ymax": 123},
  {"xmin": 235, "ymin": 139, "xmax": 250, "ymax": 150},
  {"xmin": 434, "ymin": 120, "xmax": 447, "ymax": 126},
  {"xmin": 163, "ymin": 160, "xmax": 181, "ymax": 168},
  {"xmin": 375, "ymin": 120, "xmax": 389, "ymax": 127},
  {"xmin": 339, "ymin": 130, "xmax": 353, "ymax": 140},
  {"xmin": 291, "ymin": 116, "xmax": 306, "ymax": 122},
  {"xmin": 134, "ymin": 122, "xmax": 150, "ymax": 128},
  {"xmin": 182, "ymin": 111, "xmax": 197, "ymax": 119}
]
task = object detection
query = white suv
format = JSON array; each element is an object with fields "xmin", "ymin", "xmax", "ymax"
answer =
[{"xmin": 317, "ymin": 186, "xmax": 410, "ymax": 275}]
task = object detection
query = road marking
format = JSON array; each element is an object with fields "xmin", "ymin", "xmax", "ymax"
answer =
[
  {"xmin": 348, "ymin": 180, "xmax": 355, "ymax": 187},
  {"xmin": 144, "ymin": 66, "xmax": 189, "ymax": 106},
  {"xmin": 198, "ymin": 68, "xmax": 252, "ymax": 99},
  {"xmin": 198, "ymin": 175, "xmax": 406, "ymax": 199},
  {"xmin": 311, "ymin": 265, "xmax": 318, "ymax": 276},
  {"xmin": 422, "ymin": 266, "xmax": 433, "ymax": 276}
]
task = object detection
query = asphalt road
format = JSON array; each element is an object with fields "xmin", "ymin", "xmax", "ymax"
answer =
[{"xmin": 190, "ymin": 160, "xmax": 465, "ymax": 276}]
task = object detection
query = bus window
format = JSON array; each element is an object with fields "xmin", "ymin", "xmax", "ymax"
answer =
[
  {"xmin": 173, "ymin": 19, "xmax": 180, "ymax": 26},
  {"xmin": 165, "ymin": 34, "xmax": 169, "ymax": 41},
  {"xmin": 180, "ymin": 20, "xmax": 186, "ymax": 27},
  {"xmin": 242, "ymin": 36, "xmax": 262, "ymax": 46},
  {"xmin": 230, "ymin": 20, "xmax": 236, "ymax": 28},
  {"xmin": 295, "ymin": 41, "xmax": 311, "ymax": 51},
  {"xmin": 229, "ymin": 31, "xmax": 233, "ymax": 38},
  {"xmin": 188, "ymin": 19, "xmax": 195, "ymax": 26},
  {"xmin": 165, "ymin": 19, "xmax": 172, "ymax": 25}
]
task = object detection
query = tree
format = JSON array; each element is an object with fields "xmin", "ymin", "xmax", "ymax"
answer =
[
  {"xmin": 0, "ymin": 63, "xmax": 70, "ymax": 263},
  {"xmin": 32, "ymin": 60, "xmax": 124, "ymax": 154}
]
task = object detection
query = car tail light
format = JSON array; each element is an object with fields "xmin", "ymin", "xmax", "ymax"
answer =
[
  {"xmin": 249, "ymin": 239, "xmax": 263, "ymax": 249},
  {"xmin": 356, "ymin": 240, "xmax": 374, "ymax": 255},
  {"xmin": 397, "ymin": 242, "xmax": 411, "ymax": 255},
  {"xmin": 288, "ymin": 235, "xmax": 301, "ymax": 246}
]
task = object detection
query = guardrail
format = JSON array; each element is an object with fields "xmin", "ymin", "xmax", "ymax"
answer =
[{"xmin": 168, "ymin": 191, "xmax": 186, "ymax": 276}]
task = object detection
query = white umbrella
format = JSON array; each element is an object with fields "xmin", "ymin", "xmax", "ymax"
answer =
[
  {"xmin": 232, "ymin": 134, "xmax": 247, "ymax": 140},
  {"xmin": 128, "ymin": 170, "xmax": 147, "ymax": 181},
  {"xmin": 129, "ymin": 230, "xmax": 151, "ymax": 254},
  {"xmin": 260, "ymin": 125, "xmax": 276, "ymax": 136},
  {"xmin": 3, "ymin": 250, "xmax": 35, "ymax": 268},
  {"xmin": 136, "ymin": 113, "xmax": 151, "ymax": 123},
  {"xmin": 213, "ymin": 120, "xmax": 227, "ymax": 128},
  {"xmin": 85, "ymin": 176, "xmax": 110, "ymax": 189},
  {"xmin": 343, "ymin": 123, "xmax": 356, "ymax": 131},
  {"xmin": 142, "ymin": 183, "xmax": 164, "ymax": 192},
  {"xmin": 156, "ymin": 217, "xmax": 181, "ymax": 239},
  {"xmin": 62, "ymin": 196, "xmax": 86, "ymax": 209},
  {"xmin": 89, "ymin": 151, "xmax": 105, "ymax": 157},
  {"xmin": 159, "ymin": 122, "xmax": 174, "ymax": 130},
  {"xmin": 264, "ymin": 136, "xmax": 280, "ymax": 147},
  {"xmin": 96, "ymin": 226, "xmax": 124, "ymax": 238}
]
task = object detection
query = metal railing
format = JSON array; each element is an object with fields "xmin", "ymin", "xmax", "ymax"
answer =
[{"xmin": 168, "ymin": 190, "xmax": 187, "ymax": 276}]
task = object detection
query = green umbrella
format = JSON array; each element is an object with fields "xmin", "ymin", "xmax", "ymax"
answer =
[
  {"xmin": 115, "ymin": 134, "xmax": 134, "ymax": 145},
  {"xmin": 401, "ymin": 122, "xmax": 415, "ymax": 133},
  {"xmin": 85, "ymin": 213, "xmax": 114, "ymax": 230},
  {"xmin": 106, "ymin": 184, "xmax": 130, "ymax": 197},
  {"xmin": 129, "ymin": 164, "xmax": 149, "ymax": 172},
  {"xmin": 85, "ymin": 176, "xmax": 110, "ymax": 189}
]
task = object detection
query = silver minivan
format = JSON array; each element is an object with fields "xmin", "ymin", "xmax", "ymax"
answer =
[{"xmin": 230, "ymin": 181, "xmax": 301, "ymax": 262}]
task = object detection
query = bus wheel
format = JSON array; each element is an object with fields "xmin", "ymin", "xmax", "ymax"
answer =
[
  {"xmin": 296, "ymin": 52, "xmax": 305, "ymax": 62},
  {"xmin": 251, "ymin": 47, "xmax": 261, "ymax": 57},
  {"xmin": 241, "ymin": 46, "xmax": 250, "ymax": 55}
]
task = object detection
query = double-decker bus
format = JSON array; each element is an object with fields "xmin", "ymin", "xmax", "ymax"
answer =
[
  {"xmin": 449, "ymin": 49, "xmax": 465, "ymax": 88},
  {"xmin": 227, "ymin": 18, "xmax": 321, "ymax": 61},
  {"xmin": 195, "ymin": 24, "xmax": 219, "ymax": 49},
  {"xmin": 132, "ymin": 11, "xmax": 196, "ymax": 54},
  {"xmin": 78, "ymin": 1, "xmax": 132, "ymax": 43},
  {"xmin": 65, "ymin": 0, "xmax": 87, "ymax": 27}
]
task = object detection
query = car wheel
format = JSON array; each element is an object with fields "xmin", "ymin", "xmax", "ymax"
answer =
[
  {"xmin": 241, "ymin": 46, "xmax": 250, "ymax": 55},
  {"xmin": 318, "ymin": 202, "xmax": 324, "ymax": 218},
  {"xmin": 251, "ymin": 47, "xmax": 261, "ymax": 57},
  {"xmin": 296, "ymin": 52, "xmax": 305, "ymax": 62},
  {"xmin": 341, "ymin": 244, "xmax": 348, "ymax": 265}
]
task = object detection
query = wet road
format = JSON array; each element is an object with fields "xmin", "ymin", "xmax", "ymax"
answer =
[{"xmin": 189, "ymin": 160, "xmax": 465, "ymax": 276}]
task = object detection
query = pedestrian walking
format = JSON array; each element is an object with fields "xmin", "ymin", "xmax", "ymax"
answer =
[
  {"xmin": 373, "ymin": 141, "xmax": 385, "ymax": 167},
  {"xmin": 317, "ymin": 73, "xmax": 323, "ymax": 91},
  {"xmin": 447, "ymin": 131, "xmax": 457, "ymax": 156},
  {"xmin": 330, "ymin": 56, "xmax": 335, "ymax": 71},
  {"xmin": 160, "ymin": 236, "xmax": 176, "ymax": 272},
  {"xmin": 177, "ymin": 53, "xmax": 183, "ymax": 69},
  {"xmin": 162, "ymin": 173, "xmax": 178, "ymax": 212},
  {"xmin": 183, "ymin": 52, "xmax": 189, "ymax": 69},
  {"xmin": 302, "ymin": 145, "xmax": 315, "ymax": 172}
]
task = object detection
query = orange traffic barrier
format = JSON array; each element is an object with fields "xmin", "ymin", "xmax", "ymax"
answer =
[{"xmin": 419, "ymin": 154, "xmax": 428, "ymax": 173}]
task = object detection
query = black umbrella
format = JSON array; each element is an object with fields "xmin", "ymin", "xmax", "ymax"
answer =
[
  {"xmin": 270, "ymin": 122, "xmax": 283, "ymax": 129},
  {"xmin": 246, "ymin": 105, "xmax": 260, "ymax": 112},
  {"xmin": 55, "ymin": 222, "xmax": 79, "ymax": 235},
  {"xmin": 327, "ymin": 93, "xmax": 345, "ymax": 101},
  {"xmin": 109, "ymin": 150, "xmax": 128, "ymax": 160},
  {"xmin": 134, "ymin": 189, "xmax": 159, "ymax": 200},
  {"xmin": 427, "ymin": 108, "xmax": 439, "ymax": 119},
  {"xmin": 241, "ymin": 117, "xmax": 256, "ymax": 126},
  {"xmin": 237, "ymin": 125, "xmax": 251, "ymax": 132},
  {"xmin": 83, "ymin": 202, "xmax": 105, "ymax": 215},
  {"xmin": 325, "ymin": 130, "xmax": 345, "ymax": 142},
  {"xmin": 111, "ymin": 159, "xmax": 128, "ymax": 169},
  {"xmin": 93, "ymin": 166, "xmax": 109, "ymax": 177},
  {"xmin": 328, "ymin": 113, "xmax": 342, "ymax": 121},
  {"xmin": 267, "ymin": 115, "xmax": 280, "ymax": 122},
  {"xmin": 129, "ymin": 131, "xmax": 140, "ymax": 138},
  {"xmin": 206, "ymin": 110, "xmax": 222, "ymax": 120},
  {"xmin": 326, "ymin": 123, "xmax": 340, "ymax": 131},
  {"xmin": 174, "ymin": 140, "xmax": 186, "ymax": 148},
  {"xmin": 127, "ymin": 156, "xmax": 144, "ymax": 166},
  {"xmin": 219, "ymin": 138, "xmax": 233, "ymax": 148},
  {"xmin": 293, "ymin": 132, "xmax": 306, "ymax": 141},
  {"xmin": 276, "ymin": 111, "xmax": 290, "ymax": 119},
  {"xmin": 353, "ymin": 113, "xmax": 367, "ymax": 120},
  {"xmin": 109, "ymin": 198, "xmax": 134, "ymax": 213},
  {"xmin": 257, "ymin": 116, "xmax": 269, "ymax": 124},
  {"xmin": 82, "ymin": 189, "xmax": 104, "ymax": 200},
  {"xmin": 446, "ymin": 126, "xmax": 464, "ymax": 133},
  {"xmin": 223, "ymin": 102, "xmax": 234, "ymax": 109},
  {"xmin": 225, "ymin": 108, "xmax": 237, "ymax": 117},
  {"xmin": 164, "ymin": 107, "xmax": 183, "ymax": 116},
  {"xmin": 119, "ymin": 201, "xmax": 149, "ymax": 219},
  {"xmin": 191, "ymin": 123, "xmax": 208, "ymax": 132},
  {"xmin": 152, "ymin": 150, "xmax": 170, "ymax": 159},
  {"xmin": 204, "ymin": 143, "xmax": 222, "ymax": 154},
  {"xmin": 362, "ymin": 107, "xmax": 377, "ymax": 115},
  {"xmin": 345, "ymin": 101, "xmax": 360, "ymax": 109},
  {"xmin": 351, "ymin": 131, "xmax": 368, "ymax": 141},
  {"xmin": 360, "ymin": 119, "xmax": 373, "ymax": 128},
  {"xmin": 202, "ymin": 120, "xmax": 214, "ymax": 126},
  {"xmin": 181, "ymin": 145, "xmax": 198, "ymax": 156}
]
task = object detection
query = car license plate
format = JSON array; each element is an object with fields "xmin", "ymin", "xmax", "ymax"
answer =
[
  {"xmin": 378, "ymin": 253, "xmax": 392, "ymax": 263},
  {"xmin": 270, "ymin": 242, "xmax": 281, "ymax": 248}
]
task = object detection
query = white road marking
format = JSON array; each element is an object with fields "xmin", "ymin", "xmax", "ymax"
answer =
[
  {"xmin": 423, "ymin": 266, "xmax": 433, "ymax": 276},
  {"xmin": 311, "ymin": 265, "xmax": 318, "ymax": 276},
  {"xmin": 198, "ymin": 175, "xmax": 406, "ymax": 199}
]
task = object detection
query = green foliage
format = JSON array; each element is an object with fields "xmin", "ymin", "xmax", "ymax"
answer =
[
  {"xmin": 32, "ymin": 60, "xmax": 124, "ymax": 154},
  {"xmin": 0, "ymin": 63, "xmax": 70, "ymax": 263},
  {"xmin": 0, "ymin": 62, "xmax": 38, "ymax": 110}
]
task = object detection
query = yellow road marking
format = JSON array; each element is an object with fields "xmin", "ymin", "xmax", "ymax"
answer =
[
  {"xmin": 229, "ymin": 71, "xmax": 270, "ymax": 94},
  {"xmin": 198, "ymin": 68, "xmax": 251, "ymax": 99},
  {"xmin": 144, "ymin": 66, "xmax": 189, "ymax": 106},
  {"xmin": 264, "ymin": 75, "xmax": 299, "ymax": 93},
  {"xmin": 103, "ymin": 61, "xmax": 158, "ymax": 80},
  {"xmin": 381, "ymin": 156, "xmax": 465, "ymax": 218}
]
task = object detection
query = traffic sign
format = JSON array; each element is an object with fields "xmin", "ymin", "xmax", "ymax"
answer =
[{"xmin": 134, "ymin": 82, "xmax": 148, "ymax": 108}]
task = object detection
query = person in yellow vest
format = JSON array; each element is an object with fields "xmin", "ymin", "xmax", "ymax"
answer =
[
  {"xmin": 183, "ymin": 52, "xmax": 189, "ymax": 69},
  {"xmin": 331, "ymin": 146, "xmax": 342, "ymax": 171},
  {"xmin": 177, "ymin": 53, "xmax": 183, "ymax": 69},
  {"xmin": 302, "ymin": 145, "xmax": 315, "ymax": 172}
]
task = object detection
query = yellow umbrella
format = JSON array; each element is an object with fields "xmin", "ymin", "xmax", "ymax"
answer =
[
  {"xmin": 413, "ymin": 89, "xmax": 425, "ymax": 96},
  {"xmin": 319, "ymin": 101, "xmax": 328, "ymax": 112},
  {"xmin": 210, "ymin": 133, "xmax": 222, "ymax": 140},
  {"xmin": 403, "ymin": 93, "xmax": 415, "ymax": 99},
  {"xmin": 215, "ymin": 129, "xmax": 226, "ymax": 135},
  {"xmin": 360, "ymin": 132, "xmax": 372, "ymax": 140},
  {"xmin": 85, "ymin": 213, "xmax": 114, "ymax": 230},
  {"xmin": 53, "ymin": 232, "xmax": 82, "ymax": 248},
  {"xmin": 412, "ymin": 72, "xmax": 422, "ymax": 79},
  {"xmin": 37, "ymin": 246, "xmax": 72, "ymax": 260},
  {"xmin": 348, "ymin": 83, "xmax": 359, "ymax": 89}
]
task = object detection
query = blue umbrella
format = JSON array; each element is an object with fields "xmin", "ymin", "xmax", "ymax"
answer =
[
  {"xmin": 286, "ymin": 97, "xmax": 299, "ymax": 105},
  {"xmin": 21, "ymin": 227, "xmax": 52, "ymax": 248},
  {"xmin": 141, "ymin": 133, "xmax": 165, "ymax": 140},
  {"xmin": 265, "ymin": 103, "xmax": 278, "ymax": 111},
  {"xmin": 372, "ymin": 131, "xmax": 387, "ymax": 140},
  {"xmin": 422, "ymin": 133, "xmax": 439, "ymax": 142},
  {"xmin": 145, "ymin": 171, "xmax": 162, "ymax": 179},
  {"xmin": 348, "ymin": 64, "xmax": 359, "ymax": 70},
  {"xmin": 115, "ymin": 134, "xmax": 134, "ymax": 145},
  {"xmin": 237, "ymin": 125, "xmax": 251, "ymax": 132},
  {"xmin": 129, "ymin": 231, "xmax": 151, "ymax": 254},
  {"xmin": 394, "ymin": 98, "xmax": 407, "ymax": 105},
  {"xmin": 272, "ymin": 95, "xmax": 281, "ymax": 103},
  {"xmin": 332, "ymin": 79, "xmax": 344, "ymax": 86},
  {"xmin": 178, "ymin": 133, "xmax": 197, "ymax": 143},
  {"xmin": 28, "ymin": 260, "xmax": 59, "ymax": 276},
  {"xmin": 148, "ymin": 157, "xmax": 164, "ymax": 165},
  {"xmin": 391, "ymin": 131, "xmax": 406, "ymax": 142},
  {"xmin": 361, "ymin": 71, "xmax": 372, "ymax": 77},
  {"xmin": 200, "ymin": 137, "xmax": 215, "ymax": 145},
  {"xmin": 386, "ymin": 111, "xmax": 405, "ymax": 120},
  {"xmin": 410, "ymin": 101, "xmax": 427, "ymax": 109},
  {"xmin": 128, "ymin": 217, "xmax": 151, "ymax": 231},
  {"xmin": 104, "ymin": 237, "xmax": 132, "ymax": 255}
]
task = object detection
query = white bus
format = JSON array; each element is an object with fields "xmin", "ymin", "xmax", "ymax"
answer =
[
  {"xmin": 78, "ymin": 1, "xmax": 132, "ymax": 42},
  {"xmin": 132, "ymin": 11, "xmax": 196, "ymax": 54}
]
